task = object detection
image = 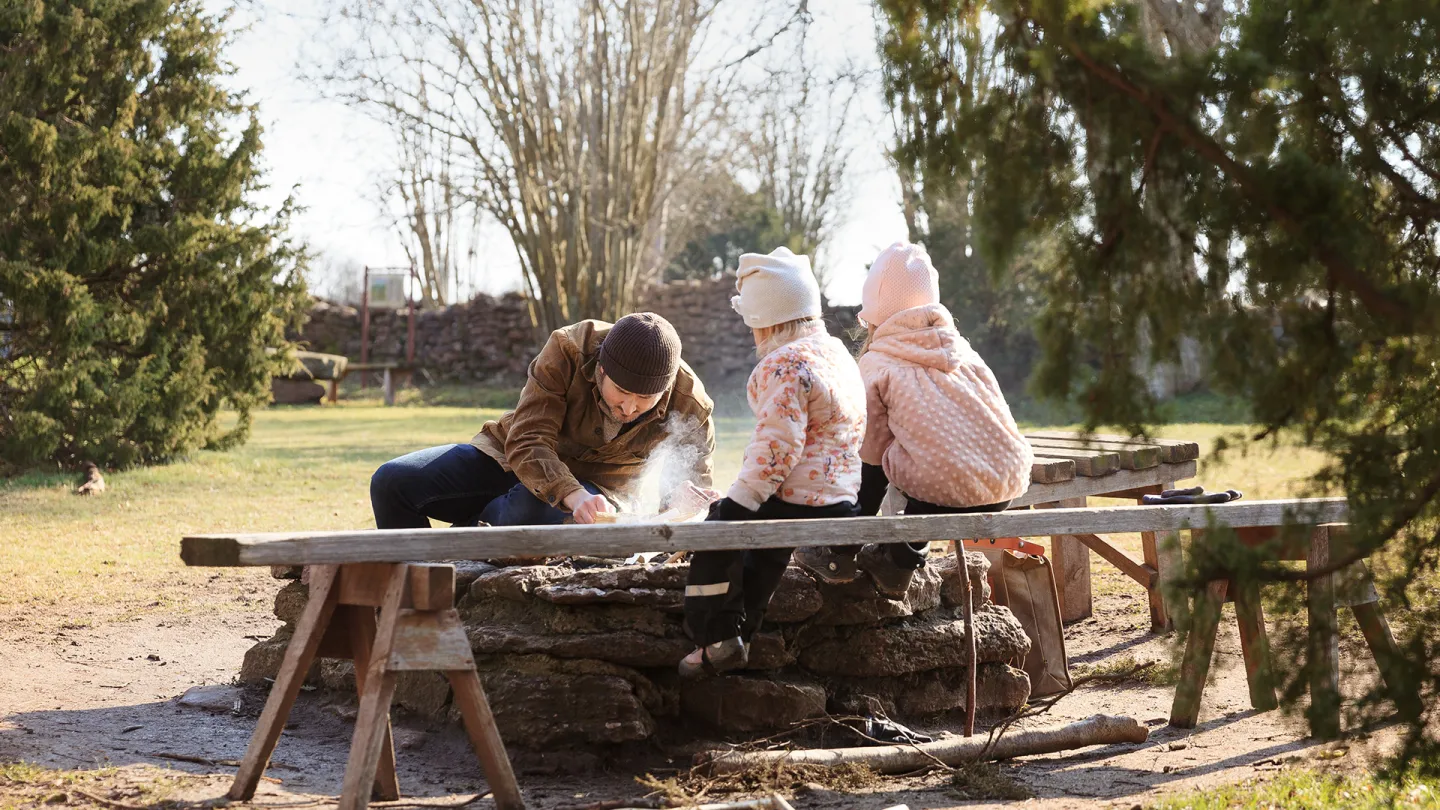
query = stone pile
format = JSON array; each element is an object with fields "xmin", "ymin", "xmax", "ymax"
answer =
[{"xmin": 242, "ymin": 552, "xmax": 1031, "ymax": 749}]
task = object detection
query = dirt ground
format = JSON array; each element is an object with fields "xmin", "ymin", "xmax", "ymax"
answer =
[{"xmin": 0, "ymin": 568, "xmax": 1396, "ymax": 810}]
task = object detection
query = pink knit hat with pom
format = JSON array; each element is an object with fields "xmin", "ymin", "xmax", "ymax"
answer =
[{"xmin": 859, "ymin": 241, "xmax": 940, "ymax": 327}]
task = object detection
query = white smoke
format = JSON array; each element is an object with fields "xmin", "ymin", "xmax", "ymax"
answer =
[{"xmin": 627, "ymin": 413, "xmax": 710, "ymax": 518}]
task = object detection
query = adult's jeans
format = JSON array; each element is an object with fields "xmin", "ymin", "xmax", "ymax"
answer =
[{"xmin": 369, "ymin": 443, "xmax": 602, "ymax": 528}]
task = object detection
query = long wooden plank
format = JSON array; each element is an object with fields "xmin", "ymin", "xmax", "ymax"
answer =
[
  {"xmin": 181, "ymin": 498, "xmax": 1348, "ymax": 567},
  {"xmin": 1013, "ymin": 461, "xmax": 1197, "ymax": 507},
  {"xmin": 1027, "ymin": 439, "xmax": 1160, "ymax": 470},
  {"xmin": 1026, "ymin": 431, "xmax": 1201, "ymax": 463},
  {"xmin": 1027, "ymin": 447, "xmax": 1121, "ymax": 476}
]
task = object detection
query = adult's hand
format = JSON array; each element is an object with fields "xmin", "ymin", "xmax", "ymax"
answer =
[{"xmin": 564, "ymin": 489, "xmax": 614, "ymax": 524}]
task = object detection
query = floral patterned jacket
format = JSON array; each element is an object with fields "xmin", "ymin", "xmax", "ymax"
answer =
[{"xmin": 726, "ymin": 332, "xmax": 867, "ymax": 510}]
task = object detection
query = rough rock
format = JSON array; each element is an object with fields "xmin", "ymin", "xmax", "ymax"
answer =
[
  {"xmin": 829, "ymin": 662, "xmax": 1032, "ymax": 719},
  {"xmin": 178, "ymin": 684, "xmax": 245, "ymax": 713},
  {"xmin": 796, "ymin": 605, "xmax": 1030, "ymax": 677},
  {"xmin": 318, "ymin": 660, "xmax": 356, "ymax": 693},
  {"xmin": 534, "ymin": 585, "xmax": 683, "ymax": 610},
  {"xmin": 468, "ymin": 567, "xmax": 574, "ymax": 603},
  {"xmin": 395, "ymin": 672, "xmax": 452, "ymax": 718},
  {"xmin": 765, "ymin": 567, "xmax": 823, "ymax": 623},
  {"xmin": 473, "ymin": 655, "xmax": 660, "ymax": 749},
  {"xmin": 471, "ymin": 627, "xmax": 692, "ymax": 669},
  {"xmin": 238, "ymin": 627, "xmax": 308, "ymax": 684},
  {"xmin": 452, "ymin": 561, "xmax": 499, "ymax": 593},
  {"xmin": 544, "ymin": 564, "xmax": 689, "ymax": 592},
  {"xmin": 460, "ymin": 591, "xmax": 677, "ymax": 638},
  {"xmin": 807, "ymin": 563, "xmax": 943, "ymax": 625},
  {"xmin": 744, "ymin": 632, "xmax": 794, "ymax": 670},
  {"xmin": 273, "ymin": 581, "xmax": 308, "ymax": 624},
  {"xmin": 680, "ymin": 675, "xmax": 826, "ymax": 732},
  {"xmin": 932, "ymin": 551, "xmax": 992, "ymax": 610}
]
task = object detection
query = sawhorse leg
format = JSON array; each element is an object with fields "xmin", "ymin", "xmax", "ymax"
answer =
[
  {"xmin": 231, "ymin": 563, "xmax": 525, "ymax": 810},
  {"xmin": 1038, "ymin": 497, "xmax": 1092, "ymax": 623},
  {"xmin": 1169, "ymin": 579, "xmax": 1228, "ymax": 728}
]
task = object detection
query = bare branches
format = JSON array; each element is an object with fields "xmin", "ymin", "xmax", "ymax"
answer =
[{"xmin": 314, "ymin": 0, "xmax": 730, "ymax": 328}]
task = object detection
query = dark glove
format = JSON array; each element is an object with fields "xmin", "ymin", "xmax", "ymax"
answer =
[
  {"xmin": 706, "ymin": 497, "xmax": 757, "ymax": 521},
  {"xmin": 853, "ymin": 715, "xmax": 934, "ymax": 746},
  {"xmin": 1142, "ymin": 488, "xmax": 1243, "ymax": 505}
]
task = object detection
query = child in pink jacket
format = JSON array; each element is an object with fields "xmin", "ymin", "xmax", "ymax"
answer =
[
  {"xmin": 680, "ymin": 247, "xmax": 866, "ymax": 678},
  {"xmin": 796, "ymin": 241, "xmax": 1033, "ymax": 596}
]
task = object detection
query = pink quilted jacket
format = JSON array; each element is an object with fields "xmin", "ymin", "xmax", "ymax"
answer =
[{"xmin": 859, "ymin": 304, "xmax": 1032, "ymax": 507}]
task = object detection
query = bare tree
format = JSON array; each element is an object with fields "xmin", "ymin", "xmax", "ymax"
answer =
[
  {"xmin": 747, "ymin": 23, "xmax": 857, "ymax": 294},
  {"xmin": 315, "ymin": 0, "xmax": 738, "ymax": 331},
  {"xmin": 380, "ymin": 110, "xmax": 475, "ymax": 308}
]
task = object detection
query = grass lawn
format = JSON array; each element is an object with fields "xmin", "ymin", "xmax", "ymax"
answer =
[{"xmin": 0, "ymin": 397, "xmax": 1329, "ymax": 619}]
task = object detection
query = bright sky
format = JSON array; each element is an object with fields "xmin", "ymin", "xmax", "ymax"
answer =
[{"xmin": 219, "ymin": 1, "xmax": 907, "ymax": 306}]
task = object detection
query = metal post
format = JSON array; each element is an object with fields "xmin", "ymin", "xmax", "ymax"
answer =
[
  {"xmin": 359, "ymin": 265, "xmax": 370, "ymax": 389},
  {"xmin": 406, "ymin": 265, "xmax": 417, "ymax": 389}
]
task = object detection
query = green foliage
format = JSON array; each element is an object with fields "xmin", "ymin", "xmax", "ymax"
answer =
[
  {"xmin": 0, "ymin": 0, "xmax": 308, "ymax": 470},
  {"xmin": 877, "ymin": 3, "xmax": 1046, "ymax": 394},
  {"xmin": 877, "ymin": 0, "xmax": 1440, "ymax": 765},
  {"xmin": 666, "ymin": 182, "xmax": 809, "ymax": 281}
]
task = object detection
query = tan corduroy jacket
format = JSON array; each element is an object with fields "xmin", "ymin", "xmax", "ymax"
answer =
[{"xmin": 471, "ymin": 320, "xmax": 715, "ymax": 511}]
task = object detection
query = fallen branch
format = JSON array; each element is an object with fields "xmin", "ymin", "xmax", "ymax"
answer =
[
  {"xmin": 71, "ymin": 790, "xmax": 152, "ymax": 810},
  {"xmin": 701, "ymin": 714, "xmax": 1148, "ymax": 776}
]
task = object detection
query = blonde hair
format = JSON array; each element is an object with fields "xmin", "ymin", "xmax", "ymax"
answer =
[
  {"xmin": 754, "ymin": 316, "xmax": 824, "ymax": 357},
  {"xmin": 853, "ymin": 322, "xmax": 877, "ymax": 359}
]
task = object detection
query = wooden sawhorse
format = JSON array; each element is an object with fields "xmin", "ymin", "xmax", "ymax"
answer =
[
  {"xmin": 228, "ymin": 562, "xmax": 524, "ymax": 810},
  {"xmin": 1169, "ymin": 525, "xmax": 1417, "ymax": 739}
]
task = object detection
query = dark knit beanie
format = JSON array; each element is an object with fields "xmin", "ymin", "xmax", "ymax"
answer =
[{"xmin": 599, "ymin": 313, "xmax": 682, "ymax": 395}]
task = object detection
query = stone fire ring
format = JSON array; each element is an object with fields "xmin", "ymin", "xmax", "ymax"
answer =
[{"xmin": 243, "ymin": 552, "xmax": 1032, "ymax": 750}]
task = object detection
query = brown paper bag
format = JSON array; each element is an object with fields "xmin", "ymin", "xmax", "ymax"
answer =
[{"xmin": 981, "ymin": 548, "xmax": 1072, "ymax": 698}]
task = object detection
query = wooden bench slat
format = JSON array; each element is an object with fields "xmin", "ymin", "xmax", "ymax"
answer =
[
  {"xmin": 1025, "ymin": 431, "xmax": 1201, "ymax": 463},
  {"xmin": 1029, "ymin": 449, "xmax": 1120, "ymax": 477},
  {"xmin": 1030, "ymin": 457, "xmax": 1076, "ymax": 484},
  {"xmin": 180, "ymin": 498, "xmax": 1349, "ymax": 567},
  {"xmin": 1028, "ymin": 439, "xmax": 1158, "ymax": 471}
]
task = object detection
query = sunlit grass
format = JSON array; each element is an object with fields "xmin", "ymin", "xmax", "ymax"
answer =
[{"xmin": 1, "ymin": 390, "xmax": 1329, "ymax": 622}]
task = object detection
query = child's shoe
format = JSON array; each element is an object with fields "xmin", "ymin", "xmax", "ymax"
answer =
[
  {"xmin": 858, "ymin": 544, "xmax": 917, "ymax": 598},
  {"xmin": 794, "ymin": 546, "xmax": 861, "ymax": 584},
  {"xmin": 678, "ymin": 636, "xmax": 749, "ymax": 679}
]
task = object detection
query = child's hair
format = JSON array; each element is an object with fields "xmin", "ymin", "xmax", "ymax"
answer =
[
  {"xmin": 855, "ymin": 323, "xmax": 877, "ymax": 359},
  {"xmin": 754, "ymin": 316, "xmax": 824, "ymax": 357}
]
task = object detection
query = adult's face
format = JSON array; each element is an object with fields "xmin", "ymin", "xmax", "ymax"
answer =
[{"xmin": 597, "ymin": 371, "xmax": 664, "ymax": 424}]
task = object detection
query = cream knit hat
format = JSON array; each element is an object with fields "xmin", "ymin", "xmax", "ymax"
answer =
[
  {"xmin": 730, "ymin": 246, "xmax": 823, "ymax": 329},
  {"xmin": 859, "ymin": 241, "xmax": 940, "ymax": 327}
]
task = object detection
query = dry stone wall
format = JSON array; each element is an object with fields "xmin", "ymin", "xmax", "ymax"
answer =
[
  {"xmin": 294, "ymin": 277, "xmax": 862, "ymax": 401},
  {"xmin": 242, "ymin": 553, "xmax": 1032, "ymax": 749}
]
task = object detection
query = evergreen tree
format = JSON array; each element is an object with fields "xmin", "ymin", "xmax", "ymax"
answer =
[
  {"xmin": 0, "ymin": 0, "xmax": 308, "ymax": 470},
  {"xmin": 878, "ymin": 0, "xmax": 1440, "ymax": 761}
]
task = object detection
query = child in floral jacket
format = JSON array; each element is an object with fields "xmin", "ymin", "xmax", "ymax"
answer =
[
  {"xmin": 680, "ymin": 247, "xmax": 866, "ymax": 678},
  {"xmin": 796, "ymin": 241, "xmax": 1033, "ymax": 596}
]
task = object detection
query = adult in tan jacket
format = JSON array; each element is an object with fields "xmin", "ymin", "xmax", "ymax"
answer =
[{"xmin": 370, "ymin": 314, "xmax": 716, "ymax": 528}]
